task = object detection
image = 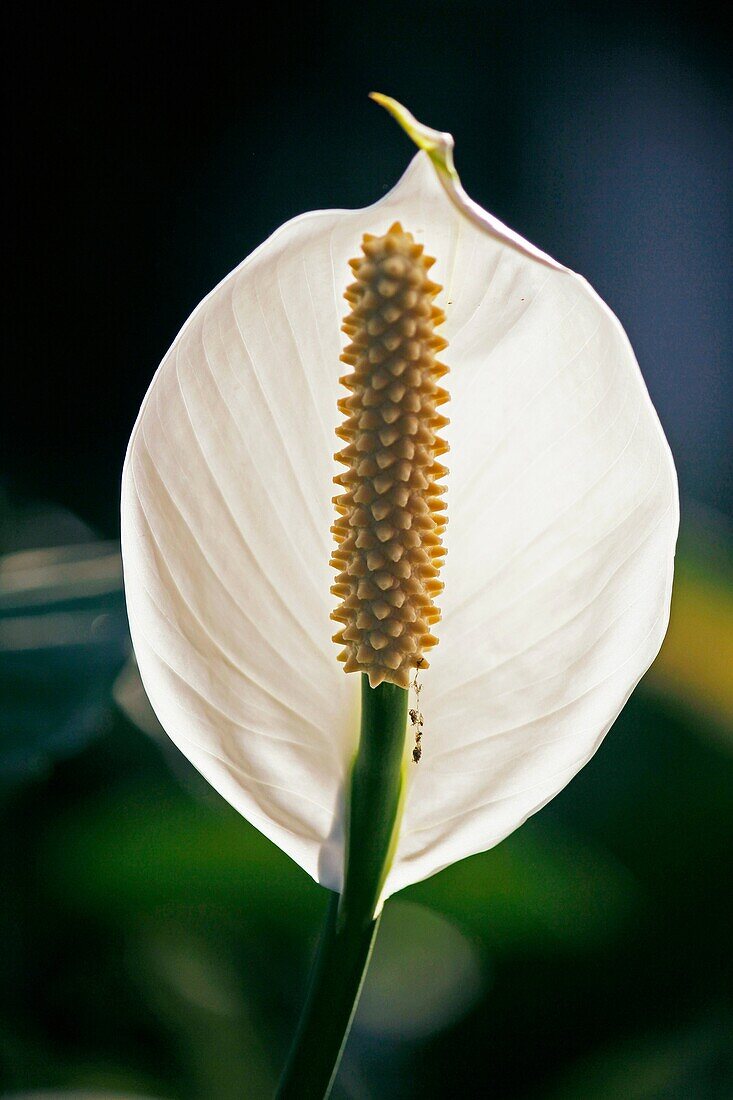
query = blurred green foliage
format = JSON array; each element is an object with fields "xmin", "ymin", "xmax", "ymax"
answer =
[
  {"xmin": 0, "ymin": 492, "xmax": 129, "ymax": 789},
  {"xmin": 0, "ymin": 494, "xmax": 731, "ymax": 1098}
]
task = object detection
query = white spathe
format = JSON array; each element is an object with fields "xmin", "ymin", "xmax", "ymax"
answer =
[{"xmin": 121, "ymin": 150, "xmax": 678, "ymax": 901}]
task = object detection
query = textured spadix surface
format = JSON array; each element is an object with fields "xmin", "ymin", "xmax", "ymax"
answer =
[
  {"xmin": 122, "ymin": 151, "xmax": 678, "ymax": 899},
  {"xmin": 331, "ymin": 223, "xmax": 449, "ymax": 689}
]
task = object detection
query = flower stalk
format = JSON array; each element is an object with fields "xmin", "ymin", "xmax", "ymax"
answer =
[{"xmin": 277, "ymin": 676, "xmax": 408, "ymax": 1098}]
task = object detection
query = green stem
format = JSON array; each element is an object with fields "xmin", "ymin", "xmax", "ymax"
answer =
[
  {"xmin": 275, "ymin": 893, "xmax": 379, "ymax": 1100},
  {"xmin": 277, "ymin": 676, "xmax": 408, "ymax": 1099}
]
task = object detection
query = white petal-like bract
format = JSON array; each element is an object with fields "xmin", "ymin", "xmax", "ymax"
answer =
[{"xmin": 122, "ymin": 152, "xmax": 678, "ymax": 899}]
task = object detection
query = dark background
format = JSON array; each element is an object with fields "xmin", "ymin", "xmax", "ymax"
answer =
[{"xmin": 2, "ymin": 3, "xmax": 731, "ymax": 1098}]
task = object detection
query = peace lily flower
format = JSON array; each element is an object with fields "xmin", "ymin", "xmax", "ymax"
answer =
[{"xmin": 121, "ymin": 95, "xmax": 678, "ymax": 1094}]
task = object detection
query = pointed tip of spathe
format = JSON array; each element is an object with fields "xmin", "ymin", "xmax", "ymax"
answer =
[
  {"xmin": 368, "ymin": 92, "xmax": 456, "ymax": 181},
  {"xmin": 368, "ymin": 91, "xmax": 389, "ymax": 106}
]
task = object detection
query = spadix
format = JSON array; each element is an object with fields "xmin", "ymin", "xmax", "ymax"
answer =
[{"xmin": 331, "ymin": 222, "xmax": 449, "ymax": 689}]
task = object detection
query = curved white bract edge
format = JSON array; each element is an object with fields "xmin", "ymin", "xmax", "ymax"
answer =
[{"xmin": 121, "ymin": 152, "xmax": 678, "ymax": 899}]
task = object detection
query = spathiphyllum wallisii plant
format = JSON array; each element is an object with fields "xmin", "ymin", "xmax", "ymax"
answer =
[{"xmin": 121, "ymin": 95, "xmax": 679, "ymax": 1098}]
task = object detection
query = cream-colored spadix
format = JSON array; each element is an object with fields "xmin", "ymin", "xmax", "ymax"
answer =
[{"xmin": 121, "ymin": 137, "xmax": 678, "ymax": 900}]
